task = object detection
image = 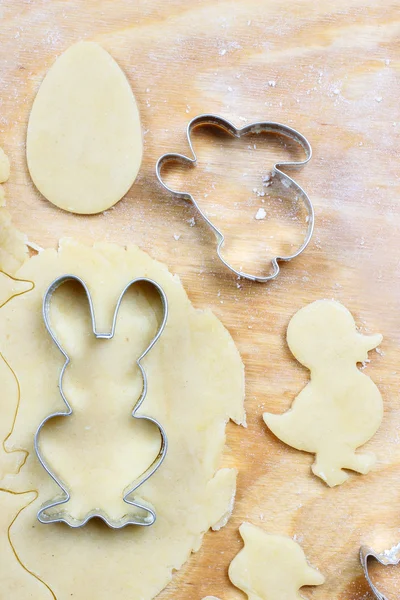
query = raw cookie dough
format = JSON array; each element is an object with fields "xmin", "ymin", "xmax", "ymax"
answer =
[
  {"xmin": 203, "ymin": 523, "xmax": 324, "ymax": 600},
  {"xmin": 26, "ymin": 42, "xmax": 143, "ymax": 214},
  {"xmin": 0, "ymin": 238, "xmax": 245, "ymax": 599},
  {"xmin": 0, "ymin": 150, "xmax": 27, "ymax": 269},
  {"xmin": 0, "ymin": 271, "xmax": 33, "ymax": 308},
  {"xmin": 0, "ymin": 209, "xmax": 29, "ymax": 273},
  {"xmin": 264, "ymin": 300, "xmax": 383, "ymax": 487},
  {"xmin": 0, "ymin": 146, "xmax": 10, "ymax": 183},
  {"xmin": 0, "ymin": 351, "xmax": 28, "ymax": 479},
  {"xmin": 0, "ymin": 490, "xmax": 55, "ymax": 599}
]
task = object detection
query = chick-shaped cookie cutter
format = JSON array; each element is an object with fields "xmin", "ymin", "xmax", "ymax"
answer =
[
  {"xmin": 360, "ymin": 544, "xmax": 400, "ymax": 600},
  {"xmin": 156, "ymin": 114, "xmax": 313, "ymax": 283},
  {"xmin": 34, "ymin": 274, "xmax": 168, "ymax": 528}
]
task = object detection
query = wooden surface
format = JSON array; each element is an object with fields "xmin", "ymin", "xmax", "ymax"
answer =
[{"xmin": 1, "ymin": 1, "xmax": 400, "ymax": 598}]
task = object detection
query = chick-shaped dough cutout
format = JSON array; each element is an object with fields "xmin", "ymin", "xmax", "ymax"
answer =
[
  {"xmin": 203, "ymin": 523, "xmax": 324, "ymax": 600},
  {"xmin": 264, "ymin": 300, "xmax": 383, "ymax": 487},
  {"xmin": 230, "ymin": 524, "xmax": 324, "ymax": 600}
]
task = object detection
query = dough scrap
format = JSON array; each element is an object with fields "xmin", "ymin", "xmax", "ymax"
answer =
[
  {"xmin": 0, "ymin": 238, "xmax": 245, "ymax": 599},
  {"xmin": 0, "ymin": 209, "xmax": 29, "ymax": 273},
  {"xmin": 26, "ymin": 42, "xmax": 143, "ymax": 214},
  {"xmin": 203, "ymin": 523, "xmax": 324, "ymax": 600},
  {"xmin": 0, "ymin": 149, "xmax": 28, "ymax": 274},
  {"xmin": 0, "ymin": 146, "xmax": 10, "ymax": 183},
  {"xmin": 264, "ymin": 300, "xmax": 383, "ymax": 487}
]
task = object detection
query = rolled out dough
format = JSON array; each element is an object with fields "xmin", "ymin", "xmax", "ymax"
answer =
[
  {"xmin": 0, "ymin": 490, "xmax": 55, "ymax": 599},
  {"xmin": 0, "ymin": 238, "xmax": 245, "ymax": 599},
  {"xmin": 203, "ymin": 522, "xmax": 324, "ymax": 600},
  {"xmin": 26, "ymin": 42, "xmax": 143, "ymax": 214},
  {"xmin": 0, "ymin": 271, "xmax": 33, "ymax": 309},
  {"xmin": 264, "ymin": 300, "xmax": 383, "ymax": 487}
]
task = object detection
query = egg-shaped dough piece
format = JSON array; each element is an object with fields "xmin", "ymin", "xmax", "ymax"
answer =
[{"xmin": 26, "ymin": 42, "xmax": 143, "ymax": 214}]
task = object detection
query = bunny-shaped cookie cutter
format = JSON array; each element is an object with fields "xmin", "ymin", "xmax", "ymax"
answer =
[
  {"xmin": 156, "ymin": 114, "xmax": 313, "ymax": 283},
  {"xmin": 360, "ymin": 543, "xmax": 400, "ymax": 600},
  {"xmin": 34, "ymin": 274, "xmax": 168, "ymax": 528}
]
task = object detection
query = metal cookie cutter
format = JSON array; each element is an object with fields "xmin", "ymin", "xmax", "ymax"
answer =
[
  {"xmin": 156, "ymin": 114, "xmax": 313, "ymax": 283},
  {"xmin": 34, "ymin": 274, "xmax": 168, "ymax": 529},
  {"xmin": 360, "ymin": 543, "xmax": 400, "ymax": 599}
]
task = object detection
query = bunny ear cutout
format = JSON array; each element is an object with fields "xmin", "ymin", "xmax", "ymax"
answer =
[
  {"xmin": 42, "ymin": 275, "xmax": 97, "ymax": 363},
  {"xmin": 111, "ymin": 278, "xmax": 168, "ymax": 367},
  {"xmin": 43, "ymin": 275, "xmax": 168, "ymax": 366}
]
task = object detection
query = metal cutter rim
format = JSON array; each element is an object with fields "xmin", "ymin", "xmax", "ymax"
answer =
[
  {"xmin": 34, "ymin": 274, "xmax": 168, "ymax": 528},
  {"xmin": 156, "ymin": 113, "xmax": 314, "ymax": 283}
]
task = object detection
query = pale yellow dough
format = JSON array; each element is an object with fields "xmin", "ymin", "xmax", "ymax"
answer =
[
  {"xmin": 26, "ymin": 42, "xmax": 143, "ymax": 214},
  {"xmin": 0, "ymin": 271, "xmax": 33, "ymax": 308},
  {"xmin": 0, "ymin": 149, "xmax": 28, "ymax": 273},
  {"xmin": 0, "ymin": 491, "xmax": 55, "ymax": 599},
  {"xmin": 0, "ymin": 238, "xmax": 245, "ymax": 599},
  {"xmin": 0, "ymin": 146, "xmax": 10, "ymax": 183},
  {"xmin": 203, "ymin": 523, "xmax": 324, "ymax": 600},
  {"xmin": 264, "ymin": 300, "xmax": 383, "ymax": 487},
  {"xmin": 0, "ymin": 209, "xmax": 29, "ymax": 273},
  {"xmin": 0, "ymin": 353, "xmax": 28, "ymax": 479}
]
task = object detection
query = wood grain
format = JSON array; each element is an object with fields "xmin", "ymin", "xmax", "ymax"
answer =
[{"xmin": 1, "ymin": 0, "xmax": 400, "ymax": 598}]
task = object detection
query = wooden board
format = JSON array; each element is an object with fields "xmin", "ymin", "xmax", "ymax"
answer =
[{"xmin": 1, "ymin": 1, "xmax": 400, "ymax": 598}]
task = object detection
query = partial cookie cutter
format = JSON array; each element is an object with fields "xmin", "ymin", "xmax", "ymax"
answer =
[
  {"xmin": 156, "ymin": 114, "xmax": 314, "ymax": 282},
  {"xmin": 360, "ymin": 544, "xmax": 400, "ymax": 600},
  {"xmin": 34, "ymin": 274, "xmax": 168, "ymax": 529}
]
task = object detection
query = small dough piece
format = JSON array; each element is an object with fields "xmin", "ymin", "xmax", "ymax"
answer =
[
  {"xmin": 264, "ymin": 300, "xmax": 383, "ymax": 487},
  {"xmin": 0, "ymin": 144, "xmax": 10, "ymax": 208},
  {"xmin": 203, "ymin": 523, "xmax": 324, "ymax": 600},
  {"xmin": 0, "ymin": 238, "xmax": 245, "ymax": 600},
  {"xmin": 0, "ymin": 146, "xmax": 10, "ymax": 183},
  {"xmin": 26, "ymin": 42, "xmax": 143, "ymax": 214},
  {"xmin": 0, "ymin": 209, "xmax": 29, "ymax": 273},
  {"xmin": 0, "ymin": 152, "xmax": 29, "ymax": 273}
]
